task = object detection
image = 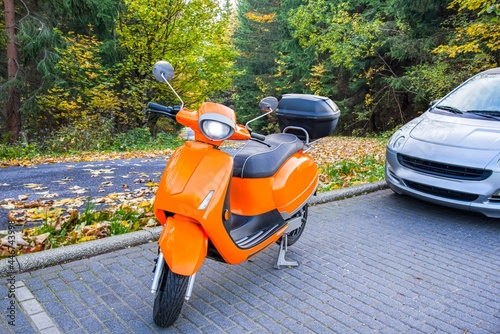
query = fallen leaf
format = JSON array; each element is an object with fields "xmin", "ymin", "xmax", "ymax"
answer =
[
  {"xmin": 40, "ymin": 192, "xmax": 59, "ymax": 199},
  {"xmin": 23, "ymin": 183, "xmax": 42, "ymax": 189},
  {"xmin": 18, "ymin": 194, "xmax": 29, "ymax": 201},
  {"xmin": 23, "ymin": 201, "xmax": 41, "ymax": 209},
  {"xmin": 1, "ymin": 203, "xmax": 16, "ymax": 210},
  {"xmin": 1, "ymin": 232, "xmax": 29, "ymax": 247},
  {"xmin": 33, "ymin": 232, "xmax": 50, "ymax": 245}
]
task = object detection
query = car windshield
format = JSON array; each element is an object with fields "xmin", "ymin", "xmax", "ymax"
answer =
[{"xmin": 435, "ymin": 74, "xmax": 500, "ymax": 115}]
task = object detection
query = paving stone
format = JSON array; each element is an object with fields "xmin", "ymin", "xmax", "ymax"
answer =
[
  {"xmin": 1, "ymin": 189, "xmax": 499, "ymax": 333},
  {"xmin": 53, "ymin": 313, "xmax": 79, "ymax": 332},
  {"xmin": 78, "ymin": 315, "xmax": 105, "ymax": 332},
  {"xmin": 58, "ymin": 269, "xmax": 79, "ymax": 283},
  {"xmin": 102, "ymin": 318, "xmax": 130, "ymax": 334},
  {"xmin": 44, "ymin": 301, "xmax": 67, "ymax": 318},
  {"xmin": 66, "ymin": 301, "xmax": 92, "ymax": 319},
  {"xmin": 20, "ymin": 298, "xmax": 44, "ymax": 315},
  {"xmin": 31, "ymin": 312, "xmax": 56, "ymax": 330}
]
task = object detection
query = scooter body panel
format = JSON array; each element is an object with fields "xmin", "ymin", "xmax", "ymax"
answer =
[
  {"xmin": 154, "ymin": 141, "xmax": 229, "ymax": 223},
  {"xmin": 154, "ymin": 141, "xmax": 287, "ymax": 269},
  {"xmin": 159, "ymin": 216, "xmax": 207, "ymax": 276},
  {"xmin": 230, "ymin": 151, "xmax": 318, "ymax": 218},
  {"xmin": 229, "ymin": 177, "xmax": 275, "ymax": 215},
  {"xmin": 273, "ymin": 152, "xmax": 318, "ymax": 216}
]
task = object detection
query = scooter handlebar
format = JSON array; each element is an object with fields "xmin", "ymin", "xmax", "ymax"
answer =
[{"xmin": 147, "ymin": 102, "xmax": 181, "ymax": 120}]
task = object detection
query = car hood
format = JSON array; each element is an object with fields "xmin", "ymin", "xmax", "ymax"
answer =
[{"xmin": 401, "ymin": 112, "xmax": 500, "ymax": 167}]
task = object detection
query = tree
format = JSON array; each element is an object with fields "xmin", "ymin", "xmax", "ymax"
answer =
[
  {"xmin": 36, "ymin": 32, "xmax": 121, "ymax": 151},
  {"xmin": 232, "ymin": 0, "xmax": 281, "ymax": 131},
  {"xmin": 282, "ymin": 0, "xmax": 452, "ymax": 134},
  {"xmin": 3, "ymin": 0, "xmax": 21, "ymax": 142},
  {"xmin": 434, "ymin": 0, "xmax": 500, "ymax": 68},
  {"xmin": 1, "ymin": 0, "xmax": 121, "ymax": 143},
  {"xmin": 115, "ymin": 0, "xmax": 238, "ymax": 132}
]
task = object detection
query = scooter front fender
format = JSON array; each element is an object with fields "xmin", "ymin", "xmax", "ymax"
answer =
[{"xmin": 158, "ymin": 216, "xmax": 207, "ymax": 276}]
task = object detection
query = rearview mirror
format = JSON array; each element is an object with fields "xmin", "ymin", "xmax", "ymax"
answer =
[
  {"xmin": 153, "ymin": 61, "xmax": 174, "ymax": 82},
  {"xmin": 259, "ymin": 96, "xmax": 279, "ymax": 112}
]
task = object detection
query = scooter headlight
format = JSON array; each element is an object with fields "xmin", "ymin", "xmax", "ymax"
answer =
[{"xmin": 199, "ymin": 113, "xmax": 235, "ymax": 141}]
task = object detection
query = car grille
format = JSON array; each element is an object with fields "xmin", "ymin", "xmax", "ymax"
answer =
[
  {"xmin": 404, "ymin": 180, "xmax": 479, "ymax": 202},
  {"xmin": 397, "ymin": 154, "xmax": 492, "ymax": 181}
]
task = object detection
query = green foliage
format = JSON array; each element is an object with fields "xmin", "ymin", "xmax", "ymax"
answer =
[
  {"xmin": 109, "ymin": 220, "xmax": 132, "ymax": 236},
  {"xmin": 2, "ymin": 0, "xmax": 122, "ymax": 143},
  {"xmin": 0, "ymin": 127, "xmax": 182, "ymax": 161},
  {"xmin": 403, "ymin": 61, "xmax": 466, "ymax": 106},
  {"xmin": 232, "ymin": 0, "xmax": 281, "ymax": 131},
  {"xmin": 0, "ymin": 142, "xmax": 42, "ymax": 161},
  {"xmin": 36, "ymin": 32, "xmax": 121, "ymax": 132},
  {"xmin": 433, "ymin": 0, "xmax": 500, "ymax": 69},
  {"xmin": 289, "ymin": 1, "xmax": 382, "ymax": 69},
  {"xmin": 42, "ymin": 121, "xmax": 115, "ymax": 153},
  {"xmin": 320, "ymin": 155, "xmax": 385, "ymax": 191},
  {"xmin": 4, "ymin": 0, "xmax": 236, "ymax": 146},
  {"xmin": 232, "ymin": 0, "xmax": 457, "ymax": 135},
  {"xmin": 116, "ymin": 0, "xmax": 238, "ymax": 123},
  {"xmin": 111, "ymin": 128, "xmax": 183, "ymax": 151},
  {"xmin": 6, "ymin": 0, "xmax": 500, "ymax": 145}
]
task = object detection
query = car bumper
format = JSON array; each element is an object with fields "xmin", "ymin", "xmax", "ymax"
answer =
[{"xmin": 385, "ymin": 148, "xmax": 500, "ymax": 218}]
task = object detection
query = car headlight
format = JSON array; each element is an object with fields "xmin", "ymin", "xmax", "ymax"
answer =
[
  {"xmin": 388, "ymin": 130, "xmax": 405, "ymax": 150},
  {"xmin": 199, "ymin": 113, "xmax": 235, "ymax": 141},
  {"xmin": 387, "ymin": 116, "xmax": 423, "ymax": 151},
  {"xmin": 391, "ymin": 135, "xmax": 406, "ymax": 150}
]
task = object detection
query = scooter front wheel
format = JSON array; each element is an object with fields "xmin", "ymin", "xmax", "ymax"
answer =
[
  {"xmin": 281, "ymin": 204, "xmax": 308, "ymax": 246},
  {"xmin": 153, "ymin": 261, "xmax": 189, "ymax": 328}
]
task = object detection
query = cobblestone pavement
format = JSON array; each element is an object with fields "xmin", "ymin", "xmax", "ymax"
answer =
[{"xmin": 1, "ymin": 189, "xmax": 499, "ymax": 333}]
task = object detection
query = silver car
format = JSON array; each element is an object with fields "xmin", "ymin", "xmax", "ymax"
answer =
[{"xmin": 385, "ymin": 67, "xmax": 500, "ymax": 218}]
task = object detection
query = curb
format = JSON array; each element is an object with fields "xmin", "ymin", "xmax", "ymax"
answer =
[
  {"xmin": 0, "ymin": 181, "xmax": 388, "ymax": 275},
  {"xmin": 309, "ymin": 180, "xmax": 388, "ymax": 205}
]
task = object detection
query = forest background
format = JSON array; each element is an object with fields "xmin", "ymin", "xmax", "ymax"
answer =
[
  {"xmin": 1, "ymin": 0, "xmax": 499, "ymax": 253},
  {"xmin": 1, "ymin": 0, "xmax": 499, "ymax": 154}
]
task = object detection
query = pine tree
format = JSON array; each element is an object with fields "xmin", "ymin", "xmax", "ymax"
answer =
[{"xmin": 232, "ymin": 0, "xmax": 281, "ymax": 132}]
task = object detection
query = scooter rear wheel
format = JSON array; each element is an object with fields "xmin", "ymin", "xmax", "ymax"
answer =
[
  {"xmin": 153, "ymin": 261, "xmax": 189, "ymax": 328},
  {"xmin": 281, "ymin": 204, "xmax": 308, "ymax": 246}
]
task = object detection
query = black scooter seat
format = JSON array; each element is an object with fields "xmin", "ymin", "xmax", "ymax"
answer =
[{"xmin": 232, "ymin": 133, "xmax": 304, "ymax": 178}]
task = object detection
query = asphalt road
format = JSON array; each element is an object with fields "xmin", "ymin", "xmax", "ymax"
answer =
[{"xmin": 0, "ymin": 156, "xmax": 170, "ymax": 230}]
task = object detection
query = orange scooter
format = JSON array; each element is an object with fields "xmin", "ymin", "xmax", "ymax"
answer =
[{"xmin": 147, "ymin": 61, "xmax": 340, "ymax": 327}]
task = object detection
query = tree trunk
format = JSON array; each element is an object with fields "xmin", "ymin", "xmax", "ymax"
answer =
[{"xmin": 4, "ymin": 0, "xmax": 21, "ymax": 142}]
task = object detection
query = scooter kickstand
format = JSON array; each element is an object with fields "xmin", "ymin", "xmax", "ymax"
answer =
[{"xmin": 274, "ymin": 233, "xmax": 299, "ymax": 269}]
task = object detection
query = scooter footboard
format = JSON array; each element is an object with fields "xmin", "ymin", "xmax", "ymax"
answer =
[{"xmin": 158, "ymin": 216, "xmax": 208, "ymax": 276}]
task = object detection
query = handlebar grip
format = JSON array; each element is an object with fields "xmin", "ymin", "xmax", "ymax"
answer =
[
  {"xmin": 251, "ymin": 132, "xmax": 266, "ymax": 141},
  {"xmin": 147, "ymin": 102, "xmax": 173, "ymax": 113},
  {"xmin": 147, "ymin": 102, "xmax": 180, "ymax": 120}
]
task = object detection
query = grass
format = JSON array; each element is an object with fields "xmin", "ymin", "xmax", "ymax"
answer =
[
  {"xmin": 319, "ymin": 155, "xmax": 386, "ymax": 191},
  {"xmin": 8, "ymin": 199, "xmax": 157, "ymax": 256},
  {"xmin": 0, "ymin": 128, "xmax": 183, "ymax": 166}
]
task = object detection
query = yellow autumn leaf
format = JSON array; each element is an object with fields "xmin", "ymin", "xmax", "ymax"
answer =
[{"xmin": 24, "ymin": 183, "xmax": 43, "ymax": 189}]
